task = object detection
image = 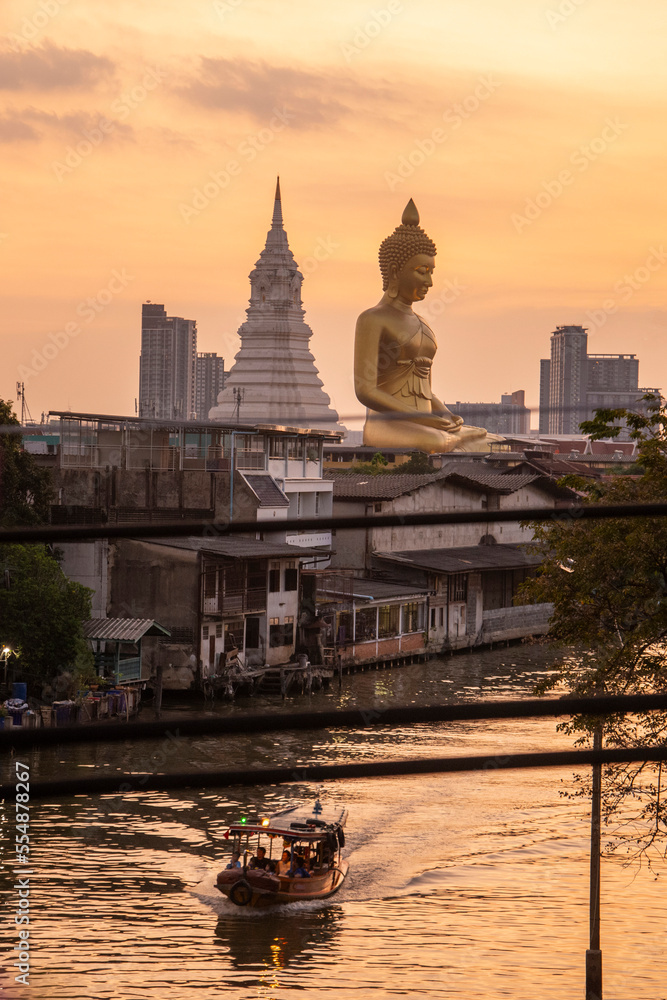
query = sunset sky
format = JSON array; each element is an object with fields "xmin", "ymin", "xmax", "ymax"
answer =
[{"xmin": 2, "ymin": 0, "xmax": 667, "ymax": 428}]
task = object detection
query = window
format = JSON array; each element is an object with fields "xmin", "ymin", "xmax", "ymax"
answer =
[
  {"xmin": 374, "ymin": 503, "xmax": 382, "ymax": 513},
  {"xmin": 284, "ymin": 561, "xmax": 298, "ymax": 591},
  {"xmin": 215, "ymin": 623, "xmax": 223, "ymax": 638},
  {"xmin": 314, "ymin": 493, "xmax": 320, "ymax": 517},
  {"xmin": 401, "ymin": 602, "xmax": 424, "ymax": 634},
  {"xmin": 269, "ymin": 617, "xmax": 294, "ymax": 647},
  {"xmin": 430, "ymin": 608, "xmax": 436, "ymax": 629},
  {"xmin": 269, "ymin": 562, "xmax": 281, "ymax": 593},
  {"xmin": 439, "ymin": 607, "xmax": 444, "ymax": 627},
  {"xmin": 269, "ymin": 437, "xmax": 286, "ymax": 458},
  {"xmin": 202, "ymin": 625, "xmax": 209, "ymax": 640},
  {"xmin": 450, "ymin": 574, "xmax": 468, "ymax": 603},
  {"xmin": 355, "ymin": 606, "xmax": 377, "ymax": 642},
  {"xmin": 378, "ymin": 604, "xmax": 400, "ymax": 638},
  {"xmin": 204, "ymin": 569, "xmax": 217, "ymax": 599},
  {"xmin": 287, "ymin": 437, "xmax": 305, "ymax": 460},
  {"xmin": 336, "ymin": 611, "xmax": 353, "ymax": 645}
]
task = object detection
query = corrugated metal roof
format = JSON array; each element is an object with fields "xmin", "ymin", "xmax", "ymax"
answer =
[
  {"xmin": 242, "ymin": 474, "xmax": 290, "ymax": 507},
  {"xmin": 146, "ymin": 536, "xmax": 324, "ymax": 559},
  {"xmin": 319, "ymin": 577, "xmax": 428, "ymax": 601},
  {"xmin": 82, "ymin": 618, "xmax": 170, "ymax": 641},
  {"xmin": 374, "ymin": 543, "xmax": 543, "ymax": 574}
]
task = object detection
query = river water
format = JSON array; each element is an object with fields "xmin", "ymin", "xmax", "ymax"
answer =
[{"xmin": 1, "ymin": 644, "xmax": 665, "ymax": 999}]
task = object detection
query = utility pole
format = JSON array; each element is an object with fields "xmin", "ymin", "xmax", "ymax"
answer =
[{"xmin": 586, "ymin": 724, "xmax": 603, "ymax": 1000}]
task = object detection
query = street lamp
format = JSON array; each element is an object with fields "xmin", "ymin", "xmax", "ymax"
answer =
[{"xmin": 1, "ymin": 645, "xmax": 16, "ymax": 684}]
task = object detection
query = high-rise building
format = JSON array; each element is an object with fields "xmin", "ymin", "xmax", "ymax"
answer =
[
  {"xmin": 195, "ymin": 352, "xmax": 225, "ymax": 419},
  {"xmin": 208, "ymin": 178, "xmax": 340, "ymax": 429},
  {"xmin": 539, "ymin": 325, "xmax": 657, "ymax": 435},
  {"xmin": 139, "ymin": 303, "xmax": 197, "ymax": 419}
]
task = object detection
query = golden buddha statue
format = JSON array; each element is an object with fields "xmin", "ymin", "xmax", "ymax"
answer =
[{"xmin": 354, "ymin": 199, "xmax": 500, "ymax": 453}]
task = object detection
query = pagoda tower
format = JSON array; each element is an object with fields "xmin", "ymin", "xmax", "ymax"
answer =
[{"xmin": 208, "ymin": 179, "xmax": 340, "ymax": 429}]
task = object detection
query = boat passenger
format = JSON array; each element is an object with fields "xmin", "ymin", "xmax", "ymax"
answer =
[
  {"xmin": 266, "ymin": 859, "xmax": 277, "ymax": 873},
  {"xmin": 249, "ymin": 846, "xmax": 269, "ymax": 870},
  {"xmin": 225, "ymin": 851, "xmax": 242, "ymax": 869},
  {"xmin": 290, "ymin": 861, "xmax": 312, "ymax": 878},
  {"xmin": 277, "ymin": 850, "xmax": 292, "ymax": 875}
]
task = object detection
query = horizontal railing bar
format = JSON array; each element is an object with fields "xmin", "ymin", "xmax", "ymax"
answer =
[
  {"xmin": 4, "ymin": 745, "xmax": 667, "ymax": 800},
  {"xmin": 3, "ymin": 693, "xmax": 667, "ymax": 749},
  {"xmin": 1, "ymin": 502, "xmax": 667, "ymax": 544}
]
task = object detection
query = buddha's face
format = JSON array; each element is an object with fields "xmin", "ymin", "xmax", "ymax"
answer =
[{"xmin": 393, "ymin": 253, "xmax": 435, "ymax": 303}]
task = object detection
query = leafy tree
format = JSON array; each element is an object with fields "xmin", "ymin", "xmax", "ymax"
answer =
[
  {"xmin": 349, "ymin": 451, "xmax": 389, "ymax": 474},
  {"xmin": 391, "ymin": 451, "xmax": 434, "ymax": 474},
  {"xmin": 0, "ymin": 399, "xmax": 52, "ymax": 526},
  {"xmin": 522, "ymin": 395, "xmax": 667, "ymax": 863},
  {"xmin": 0, "ymin": 544, "xmax": 93, "ymax": 692}
]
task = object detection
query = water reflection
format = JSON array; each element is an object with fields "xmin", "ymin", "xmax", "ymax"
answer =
[{"xmin": 214, "ymin": 904, "xmax": 343, "ymax": 971}]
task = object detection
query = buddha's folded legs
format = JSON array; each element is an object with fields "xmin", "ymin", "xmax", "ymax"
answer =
[{"xmin": 362, "ymin": 415, "xmax": 493, "ymax": 454}]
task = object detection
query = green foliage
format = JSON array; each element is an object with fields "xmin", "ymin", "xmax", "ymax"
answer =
[
  {"xmin": 348, "ymin": 452, "xmax": 390, "ymax": 474},
  {"xmin": 391, "ymin": 451, "xmax": 434, "ymax": 474},
  {"xmin": 0, "ymin": 399, "xmax": 52, "ymax": 526},
  {"xmin": 0, "ymin": 543, "xmax": 93, "ymax": 689},
  {"xmin": 521, "ymin": 397, "xmax": 667, "ymax": 861}
]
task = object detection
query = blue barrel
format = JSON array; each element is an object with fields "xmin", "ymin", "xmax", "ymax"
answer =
[{"xmin": 12, "ymin": 682, "xmax": 27, "ymax": 702}]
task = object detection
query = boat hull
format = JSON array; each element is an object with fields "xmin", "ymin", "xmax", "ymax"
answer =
[{"xmin": 217, "ymin": 862, "xmax": 349, "ymax": 908}]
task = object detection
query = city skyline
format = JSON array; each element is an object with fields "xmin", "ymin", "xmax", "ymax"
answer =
[{"xmin": 2, "ymin": 1, "xmax": 666, "ymax": 427}]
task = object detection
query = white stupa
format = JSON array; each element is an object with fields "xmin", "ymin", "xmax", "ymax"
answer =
[{"xmin": 208, "ymin": 178, "xmax": 340, "ymax": 430}]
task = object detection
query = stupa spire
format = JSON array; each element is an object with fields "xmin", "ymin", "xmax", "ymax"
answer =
[{"xmin": 271, "ymin": 176, "xmax": 283, "ymax": 227}]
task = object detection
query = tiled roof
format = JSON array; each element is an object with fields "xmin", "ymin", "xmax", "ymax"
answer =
[
  {"xmin": 242, "ymin": 474, "xmax": 290, "ymax": 507},
  {"xmin": 82, "ymin": 618, "xmax": 170, "ymax": 641},
  {"xmin": 438, "ymin": 462, "xmax": 541, "ymax": 493},
  {"xmin": 325, "ymin": 466, "xmax": 575, "ymax": 500},
  {"xmin": 324, "ymin": 471, "xmax": 444, "ymax": 500}
]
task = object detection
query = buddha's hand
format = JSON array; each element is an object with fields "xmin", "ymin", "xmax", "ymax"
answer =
[
  {"xmin": 420, "ymin": 413, "xmax": 463, "ymax": 433},
  {"xmin": 435, "ymin": 405, "xmax": 464, "ymax": 428}
]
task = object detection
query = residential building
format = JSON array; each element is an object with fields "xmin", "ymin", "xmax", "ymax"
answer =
[
  {"xmin": 538, "ymin": 325, "xmax": 659, "ymax": 436},
  {"xmin": 446, "ymin": 390, "xmax": 530, "ymax": 435},
  {"xmin": 195, "ymin": 352, "xmax": 225, "ymax": 419},
  {"xmin": 209, "ymin": 179, "xmax": 341, "ymax": 430},
  {"xmin": 139, "ymin": 303, "xmax": 197, "ymax": 420},
  {"xmin": 103, "ymin": 536, "xmax": 320, "ymax": 688}
]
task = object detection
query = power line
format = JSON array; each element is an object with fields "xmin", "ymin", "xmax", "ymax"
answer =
[
  {"xmin": 2, "ymin": 692, "xmax": 667, "ymax": 750},
  {"xmin": 4, "ymin": 744, "xmax": 667, "ymax": 801},
  {"xmin": 1, "ymin": 501, "xmax": 667, "ymax": 545}
]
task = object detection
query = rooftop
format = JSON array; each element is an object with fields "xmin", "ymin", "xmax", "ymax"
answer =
[
  {"xmin": 374, "ymin": 543, "xmax": 543, "ymax": 574},
  {"xmin": 144, "ymin": 535, "xmax": 324, "ymax": 560}
]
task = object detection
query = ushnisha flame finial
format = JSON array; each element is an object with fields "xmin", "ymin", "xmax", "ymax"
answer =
[{"xmin": 401, "ymin": 198, "xmax": 420, "ymax": 226}]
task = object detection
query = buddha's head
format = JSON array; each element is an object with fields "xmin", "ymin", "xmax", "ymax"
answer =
[{"xmin": 378, "ymin": 199, "xmax": 437, "ymax": 293}]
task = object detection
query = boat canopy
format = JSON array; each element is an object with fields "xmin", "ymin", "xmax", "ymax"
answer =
[{"xmin": 226, "ymin": 802, "xmax": 347, "ymax": 841}]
